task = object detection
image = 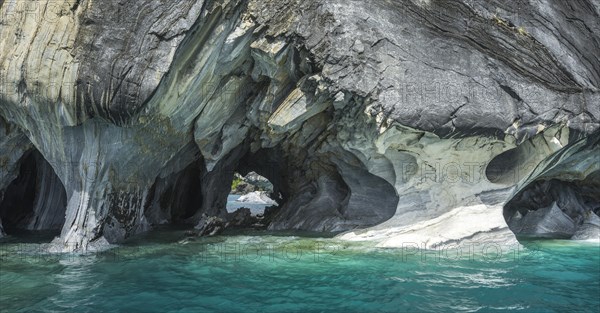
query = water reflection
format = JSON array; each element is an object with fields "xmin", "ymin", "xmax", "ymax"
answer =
[{"xmin": 49, "ymin": 256, "xmax": 102, "ymax": 310}]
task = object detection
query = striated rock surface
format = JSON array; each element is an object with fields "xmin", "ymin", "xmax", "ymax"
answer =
[
  {"xmin": 510, "ymin": 202, "xmax": 577, "ymax": 239},
  {"xmin": 505, "ymin": 133, "xmax": 600, "ymax": 240},
  {"xmin": 0, "ymin": 0, "xmax": 598, "ymax": 250},
  {"xmin": 572, "ymin": 212, "xmax": 600, "ymax": 241}
]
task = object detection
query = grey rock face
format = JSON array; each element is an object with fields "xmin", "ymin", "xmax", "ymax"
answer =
[
  {"xmin": 227, "ymin": 208, "xmax": 258, "ymax": 228},
  {"xmin": 508, "ymin": 202, "xmax": 576, "ymax": 239},
  {"xmin": 0, "ymin": 0, "xmax": 598, "ymax": 249},
  {"xmin": 572, "ymin": 212, "xmax": 600, "ymax": 240},
  {"xmin": 194, "ymin": 215, "xmax": 228, "ymax": 237},
  {"xmin": 504, "ymin": 133, "xmax": 600, "ymax": 240}
]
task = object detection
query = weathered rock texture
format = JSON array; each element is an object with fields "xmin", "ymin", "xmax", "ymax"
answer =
[
  {"xmin": 0, "ymin": 0, "xmax": 598, "ymax": 249},
  {"xmin": 505, "ymin": 134, "xmax": 599, "ymax": 239}
]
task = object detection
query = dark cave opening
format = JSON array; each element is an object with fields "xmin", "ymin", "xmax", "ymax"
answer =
[
  {"xmin": 144, "ymin": 160, "xmax": 205, "ymax": 226},
  {"xmin": 0, "ymin": 150, "xmax": 67, "ymax": 234},
  {"xmin": 503, "ymin": 171, "xmax": 600, "ymax": 239},
  {"xmin": 485, "ymin": 147, "xmax": 521, "ymax": 185},
  {"xmin": 0, "ymin": 151, "xmax": 37, "ymax": 232},
  {"xmin": 233, "ymin": 147, "xmax": 399, "ymax": 232},
  {"xmin": 143, "ymin": 147, "xmax": 287, "ymax": 231},
  {"xmin": 229, "ymin": 172, "xmax": 276, "ymax": 209},
  {"xmin": 163, "ymin": 162, "xmax": 204, "ymax": 222},
  {"xmin": 502, "ymin": 133, "xmax": 600, "ymax": 239},
  {"xmin": 228, "ymin": 148, "xmax": 288, "ymax": 227},
  {"xmin": 235, "ymin": 147, "xmax": 289, "ymax": 208}
]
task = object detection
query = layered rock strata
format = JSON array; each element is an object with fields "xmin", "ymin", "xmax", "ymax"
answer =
[{"xmin": 0, "ymin": 0, "xmax": 598, "ymax": 249}]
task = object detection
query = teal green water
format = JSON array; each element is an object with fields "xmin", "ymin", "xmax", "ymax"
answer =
[{"xmin": 1, "ymin": 229, "xmax": 599, "ymax": 313}]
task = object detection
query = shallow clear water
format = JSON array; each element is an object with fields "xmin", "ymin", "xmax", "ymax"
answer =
[{"xmin": 1, "ymin": 229, "xmax": 599, "ymax": 313}]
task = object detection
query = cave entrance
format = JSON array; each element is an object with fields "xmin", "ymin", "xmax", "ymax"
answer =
[
  {"xmin": 0, "ymin": 150, "xmax": 67, "ymax": 235},
  {"xmin": 221, "ymin": 147, "xmax": 289, "ymax": 229},
  {"xmin": 227, "ymin": 171, "xmax": 278, "ymax": 216},
  {"xmin": 504, "ymin": 172, "xmax": 600, "ymax": 240},
  {"xmin": 143, "ymin": 147, "xmax": 287, "ymax": 231}
]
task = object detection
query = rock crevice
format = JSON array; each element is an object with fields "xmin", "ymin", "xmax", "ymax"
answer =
[{"xmin": 1, "ymin": 0, "xmax": 598, "ymax": 248}]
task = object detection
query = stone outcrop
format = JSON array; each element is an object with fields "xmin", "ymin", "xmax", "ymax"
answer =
[
  {"xmin": 0, "ymin": 0, "xmax": 598, "ymax": 250},
  {"xmin": 504, "ymin": 133, "xmax": 599, "ymax": 240},
  {"xmin": 509, "ymin": 202, "xmax": 577, "ymax": 239},
  {"xmin": 572, "ymin": 212, "xmax": 600, "ymax": 240}
]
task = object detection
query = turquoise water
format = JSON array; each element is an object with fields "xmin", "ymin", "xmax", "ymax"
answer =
[{"xmin": 1, "ymin": 229, "xmax": 599, "ymax": 313}]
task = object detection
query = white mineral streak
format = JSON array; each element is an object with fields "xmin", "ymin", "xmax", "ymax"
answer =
[{"xmin": 0, "ymin": 0, "xmax": 598, "ymax": 251}]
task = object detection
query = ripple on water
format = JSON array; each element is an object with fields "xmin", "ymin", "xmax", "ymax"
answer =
[{"xmin": 0, "ymin": 233, "xmax": 599, "ymax": 312}]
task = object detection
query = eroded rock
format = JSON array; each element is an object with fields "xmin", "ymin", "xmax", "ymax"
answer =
[
  {"xmin": 227, "ymin": 208, "xmax": 259, "ymax": 228},
  {"xmin": 0, "ymin": 0, "xmax": 598, "ymax": 250},
  {"xmin": 509, "ymin": 202, "xmax": 576, "ymax": 239},
  {"xmin": 572, "ymin": 212, "xmax": 600, "ymax": 241},
  {"xmin": 504, "ymin": 134, "xmax": 600, "ymax": 240},
  {"xmin": 194, "ymin": 215, "xmax": 228, "ymax": 237}
]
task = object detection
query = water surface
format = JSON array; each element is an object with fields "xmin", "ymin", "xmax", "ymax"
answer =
[{"xmin": 1, "ymin": 229, "xmax": 599, "ymax": 312}]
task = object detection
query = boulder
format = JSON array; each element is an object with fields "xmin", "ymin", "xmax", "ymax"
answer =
[
  {"xmin": 509, "ymin": 202, "xmax": 576, "ymax": 239},
  {"xmin": 572, "ymin": 212, "xmax": 600, "ymax": 241}
]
